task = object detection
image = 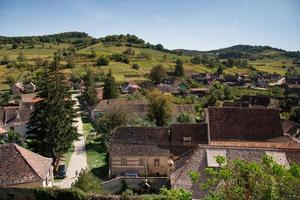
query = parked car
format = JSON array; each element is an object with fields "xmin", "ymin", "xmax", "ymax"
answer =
[
  {"xmin": 57, "ymin": 165, "xmax": 66, "ymax": 179},
  {"xmin": 122, "ymin": 172, "xmax": 138, "ymax": 178}
]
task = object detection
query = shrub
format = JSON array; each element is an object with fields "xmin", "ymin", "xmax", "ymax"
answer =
[
  {"xmin": 132, "ymin": 63, "xmax": 140, "ymax": 70},
  {"xmin": 96, "ymin": 56, "xmax": 109, "ymax": 66}
]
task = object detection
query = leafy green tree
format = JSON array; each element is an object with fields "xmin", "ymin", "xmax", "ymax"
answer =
[
  {"xmin": 177, "ymin": 112, "xmax": 192, "ymax": 123},
  {"xmin": 147, "ymin": 89, "xmax": 172, "ymax": 126},
  {"xmin": 216, "ymin": 65, "xmax": 223, "ymax": 75},
  {"xmin": 175, "ymin": 59, "xmax": 185, "ymax": 77},
  {"xmin": 132, "ymin": 63, "xmax": 140, "ymax": 70},
  {"xmin": 82, "ymin": 69, "xmax": 98, "ymax": 106},
  {"xmin": 103, "ymin": 70, "xmax": 120, "ymax": 99},
  {"xmin": 96, "ymin": 56, "xmax": 109, "ymax": 66},
  {"xmin": 97, "ymin": 108, "xmax": 129, "ymax": 146},
  {"xmin": 17, "ymin": 52, "xmax": 26, "ymax": 62},
  {"xmin": 190, "ymin": 156, "xmax": 300, "ymax": 200},
  {"xmin": 290, "ymin": 106, "xmax": 300, "ymax": 123},
  {"xmin": 27, "ymin": 54, "xmax": 78, "ymax": 162},
  {"xmin": 224, "ymin": 85, "xmax": 233, "ymax": 100},
  {"xmin": 65, "ymin": 53, "xmax": 75, "ymax": 68},
  {"xmin": 72, "ymin": 169, "xmax": 103, "ymax": 195},
  {"xmin": 123, "ymin": 48, "xmax": 135, "ymax": 57},
  {"xmin": 90, "ymin": 48, "xmax": 96, "ymax": 58},
  {"xmin": 149, "ymin": 64, "xmax": 167, "ymax": 82},
  {"xmin": 0, "ymin": 55, "xmax": 9, "ymax": 65},
  {"xmin": 6, "ymin": 130, "xmax": 21, "ymax": 144}
]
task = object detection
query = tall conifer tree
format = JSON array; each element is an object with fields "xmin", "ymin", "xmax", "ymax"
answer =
[
  {"xmin": 82, "ymin": 69, "xmax": 98, "ymax": 106},
  {"xmin": 103, "ymin": 70, "xmax": 120, "ymax": 99},
  {"xmin": 27, "ymin": 53, "xmax": 78, "ymax": 162}
]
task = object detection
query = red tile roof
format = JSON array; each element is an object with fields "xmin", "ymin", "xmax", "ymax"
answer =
[
  {"xmin": 206, "ymin": 107, "xmax": 283, "ymax": 141},
  {"xmin": 0, "ymin": 144, "xmax": 52, "ymax": 186}
]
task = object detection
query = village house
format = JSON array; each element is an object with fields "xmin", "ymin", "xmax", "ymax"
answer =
[
  {"xmin": 107, "ymin": 107, "xmax": 300, "ymax": 199},
  {"xmin": 11, "ymin": 82, "xmax": 36, "ymax": 95},
  {"xmin": 282, "ymin": 119, "xmax": 300, "ymax": 140},
  {"xmin": 285, "ymin": 76, "xmax": 300, "ymax": 97},
  {"xmin": 188, "ymin": 88, "xmax": 209, "ymax": 97},
  {"xmin": 109, "ymin": 127, "xmax": 173, "ymax": 178},
  {"xmin": 0, "ymin": 143, "xmax": 53, "ymax": 188},
  {"xmin": 122, "ymin": 82, "xmax": 141, "ymax": 94}
]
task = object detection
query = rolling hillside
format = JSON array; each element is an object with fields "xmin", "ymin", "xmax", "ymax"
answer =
[{"xmin": 0, "ymin": 32, "xmax": 299, "ymax": 90}]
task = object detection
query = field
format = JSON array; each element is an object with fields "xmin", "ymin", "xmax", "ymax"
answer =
[{"xmin": 0, "ymin": 41, "xmax": 299, "ymax": 90}]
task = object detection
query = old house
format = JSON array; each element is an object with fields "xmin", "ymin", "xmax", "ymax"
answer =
[
  {"xmin": 0, "ymin": 143, "xmax": 53, "ymax": 188},
  {"xmin": 188, "ymin": 88, "xmax": 209, "ymax": 97},
  {"xmin": 107, "ymin": 107, "xmax": 300, "ymax": 198},
  {"xmin": 109, "ymin": 127, "xmax": 173, "ymax": 178},
  {"xmin": 24, "ymin": 82, "xmax": 36, "ymax": 93},
  {"xmin": 20, "ymin": 93, "xmax": 42, "ymax": 110},
  {"xmin": 11, "ymin": 82, "xmax": 24, "ymax": 95},
  {"xmin": 285, "ymin": 76, "xmax": 300, "ymax": 97},
  {"xmin": 0, "ymin": 106, "xmax": 33, "ymax": 136},
  {"xmin": 240, "ymin": 95, "xmax": 271, "ymax": 107},
  {"xmin": 122, "ymin": 82, "xmax": 141, "ymax": 94}
]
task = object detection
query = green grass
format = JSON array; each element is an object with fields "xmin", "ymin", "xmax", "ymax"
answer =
[
  {"xmin": 82, "ymin": 114, "xmax": 108, "ymax": 180},
  {"xmin": 61, "ymin": 144, "xmax": 75, "ymax": 169}
]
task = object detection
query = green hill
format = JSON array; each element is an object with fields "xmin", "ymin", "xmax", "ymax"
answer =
[{"xmin": 0, "ymin": 32, "xmax": 299, "ymax": 90}]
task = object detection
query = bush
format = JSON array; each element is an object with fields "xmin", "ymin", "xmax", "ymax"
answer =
[
  {"xmin": 34, "ymin": 188, "xmax": 87, "ymax": 200},
  {"xmin": 97, "ymin": 56, "xmax": 109, "ymax": 66},
  {"xmin": 132, "ymin": 63, "xmax": 140, "ymax": 70},
  {"xmin": 72, "ymin": 169, "xmax": 103, "ymax": 195}
]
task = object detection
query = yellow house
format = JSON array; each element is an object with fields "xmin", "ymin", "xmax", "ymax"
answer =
[
  {"xmin": 0, "ymin": 143, "xmax": 53, "ymax": 188},
  {"xmin": 109, "ymin": 127, "xmax": 173, "ymax": 178}
]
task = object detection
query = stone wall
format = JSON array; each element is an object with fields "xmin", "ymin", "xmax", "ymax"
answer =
[{"xmin": 101, "ymin": 177, "xmax": 169, "ymax": 194}]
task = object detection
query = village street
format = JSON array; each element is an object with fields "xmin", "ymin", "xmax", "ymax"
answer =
[{"xmin": 55, "ymin": 93, "xmax": 87, "ymax": 188}]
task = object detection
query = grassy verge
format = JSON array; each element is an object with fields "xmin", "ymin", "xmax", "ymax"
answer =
[{"xmin": 82, "ymin": 114, "xmax": 109, "ymax": 181}]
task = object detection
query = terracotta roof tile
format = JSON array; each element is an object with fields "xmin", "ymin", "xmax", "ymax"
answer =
[{"xmin": 0, "ymin": 144, "xmax": 52, "ymax": 187}]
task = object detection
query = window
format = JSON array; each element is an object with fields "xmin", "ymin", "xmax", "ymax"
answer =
[
  {"xmin": 183, "ymin": 137, "xmax": 192, "ymax": 142},
  {"xmin": 154, "ymin": 159, "xmax": 160, "ymax": 166},
  {"xmin": 121, "ymin": 158, "xmax": 127, "ymax": 166},
  {"xmin": 139, "ymin": 158, "xmax": 144, "ymax": 166}
]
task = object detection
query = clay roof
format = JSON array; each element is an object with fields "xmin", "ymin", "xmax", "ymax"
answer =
[
  {"xmin": 21, "ymin": 93, "xmax": 43, "ymax": 103},
  {"xmin": 170, "ymin": 123, "xmax": 208, "ymax": 145},
  {"xmin": 0, "ymin": 144, "xmax": 52, "ymax": 187},
  {"xmin": 109, "ymin": 127, "xmax": 170, "ymax": 156},
  {"xmin": 0, "ymin": 127, "xmax": 7, "ymax": 135},
  {"xmin": 206, "ymin": 107, "xmax": 283, "ymax": 141}
]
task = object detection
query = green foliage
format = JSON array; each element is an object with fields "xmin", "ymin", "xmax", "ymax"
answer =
[
  {"xmin": 103, "ymin": 70, "xmax": 120, "ymax": 99},
  {"xmin": 26, "ymin": 56, "xmax": 78, "ymax": 162},
  {"xmin": 6, "ymin": 130, "xmax": 21, "ymax": 144},
  {"xmin": 123, "ymin": 48, "xmax": 135, "ymax": 57},
  {"xmin": 193, "ymin": 155, "xmax": 300, "ymax": 200},
  {"xmin": 82, "ymin": 69, "xmax": 98, "ymax": 106},
  {"xmin": 34, "ymin": 188, "xmax": 87, "ymax": 200},
  {"xmin": 111, "ymin": 53, "xmax": 130, "ymax": 64},
  {"xmin": 97, "ymin": 56, "xmax": 110, "ymax": 66},
  {"xmin": 147, "ymin": 89, "xmax": 172, "ymax": 126},
  {"xmin": 188, "ymin": 170, "xmax": 200, "ymax": 183},
  {"xmin": 158, "ymin": 187, "xmax": 192, "ymax": 200},
  {"xmin": 149, "ymin": 64, "xmax": 167, "ymax": 82},
  {"xmin": 289, "ymin": 106, "xmax": 300, "ymax": 124},
  {"xmin": 132, "ymin": 63, "xmax": 140, "ymax": 70},
  {"xmin": 72, "ymin": 169, "xmax": 103, "ymax": 195},
  {"xmin": 175, "ymin": 59, "xmax": 185, "ymax": 77},
  {"xmin": 0, "ymin": 55, "xmax": 9, "ymax": 64},
  {"xmin": 177, "ymin": 112, "xmax": 192, "ymax": 123},
  {"xmin": 17, "ymin": 52, "xmax": 26, "ymax": 62}
]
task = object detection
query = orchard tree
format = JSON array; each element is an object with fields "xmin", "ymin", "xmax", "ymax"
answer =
[
  {"xmin": 149, "ymin": 64, "xmax": 167, "ymax": 82},
  {"xmin": 175, "ymin": 59, "xmax": 185, "ymax": 77},
  {"xmin": 103, "ymin": 70, "xmax": 120, "ymax": 99},
  {"xmin": 97, "ymin": 56, "xmax": 109, "ymax": 66},
  {"xmin": 147, "ymin": 89, "xmax": 172, "ymax": 126}
]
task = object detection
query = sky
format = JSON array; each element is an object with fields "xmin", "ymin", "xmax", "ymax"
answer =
[{"xmin": 0, "ymin": 0, "xmax": 300, "ymax": 51}]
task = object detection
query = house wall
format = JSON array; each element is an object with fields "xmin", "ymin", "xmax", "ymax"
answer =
[
  {"xmin": 0, "ymin": 125, "xmax": 28, "ymax": 137},
  {"xmin": 110, "ymin": 156, "xmax": 172, "ymax": 178},
  {"xmin": 5, "ymin": 181, "xmax": 44, "ymax": 188}
]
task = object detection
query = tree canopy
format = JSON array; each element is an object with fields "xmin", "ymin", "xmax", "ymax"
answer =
[{"xmin": 103, "ymin": 70, "xmax": 120, "ymax": 99}]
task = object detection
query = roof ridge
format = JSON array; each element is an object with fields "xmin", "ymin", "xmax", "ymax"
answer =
[{"xmin": 14, "ymin": 144, "xmax": 46, "ymax": 180}]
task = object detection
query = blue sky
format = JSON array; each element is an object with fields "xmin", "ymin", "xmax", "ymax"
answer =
[{"xmin": 0, "ymin": 0, "xmax": 299, "ymax": 51}]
